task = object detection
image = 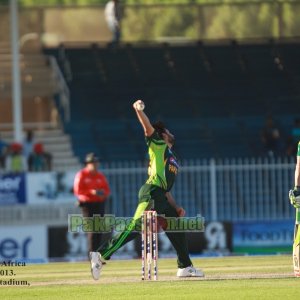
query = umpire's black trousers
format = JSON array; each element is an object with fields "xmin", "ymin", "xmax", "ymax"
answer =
[{"xmin": 80, "ymin": 201, "xmax": 105, "ymax": 253}]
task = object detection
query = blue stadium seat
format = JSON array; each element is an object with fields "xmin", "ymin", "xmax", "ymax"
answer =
[{"xmin": 44, "ymin": 42, "xmax": 300, "ymax": 161}]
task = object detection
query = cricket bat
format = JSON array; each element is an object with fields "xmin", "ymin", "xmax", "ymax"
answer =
[{"xmin": 293, "ymin": 208, "xmax": 300, "ymax": 277}]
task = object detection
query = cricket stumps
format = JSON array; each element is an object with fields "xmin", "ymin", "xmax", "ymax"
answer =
[{"xmin": 141, "ymin": 210, "xmax": 158, "ymax": 280}]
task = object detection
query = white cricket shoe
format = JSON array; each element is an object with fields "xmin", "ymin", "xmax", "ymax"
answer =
[
  {"xmin": 89, "ymin": 252, "xmax": 104, "ymax": 280},
  {"xmin": 177, "ymin": 266, "xmax": 204, "ymax": 278}
]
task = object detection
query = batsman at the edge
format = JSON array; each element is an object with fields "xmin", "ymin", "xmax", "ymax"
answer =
[
  {"xmin": 289, "ymin": 141, "xmax": 300, "ymax": 277},
  {"xmin": 90, "ymin": 100, "xmax": 204, "ymax": 280},
  {"xmin": 289, "ymin": 141, "xmax": 300, "ymax": 209}
]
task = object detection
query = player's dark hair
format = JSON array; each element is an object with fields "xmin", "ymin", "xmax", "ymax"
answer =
[{"xmin": 152, "ymin": 121, "xmax": 166, "ymax": 138}]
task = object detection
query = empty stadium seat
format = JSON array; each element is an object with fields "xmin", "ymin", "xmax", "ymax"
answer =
[{"xmin": 44, "ymin": 41, "xmax": 300, "ymax": 161}]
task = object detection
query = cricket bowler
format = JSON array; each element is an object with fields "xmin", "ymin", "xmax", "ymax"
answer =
[{"xmin": 89, "ymin": 100, "xmax": 204, "ymax": 280}]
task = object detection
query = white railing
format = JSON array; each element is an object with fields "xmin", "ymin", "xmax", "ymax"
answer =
[
  {"xmin": 0, "ymin": 157, "xmax": 296, "ymax": 224},
  {"xmin": 102, "ymin": 157, "xmax": 296, "ymax": 221}
]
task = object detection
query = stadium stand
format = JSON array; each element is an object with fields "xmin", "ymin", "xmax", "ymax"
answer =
[
  {"xmin": 44, "ymin": 40, "xmax": 300, "ymax": 162},
  {"xmin": 0, "ymin": 41, "xmax": 81, "ymax": 171}
]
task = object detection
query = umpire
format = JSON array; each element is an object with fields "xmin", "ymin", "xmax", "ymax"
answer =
[{"xmin": 73, "ymin": 153, "xmax": 111, "ymax": 254}]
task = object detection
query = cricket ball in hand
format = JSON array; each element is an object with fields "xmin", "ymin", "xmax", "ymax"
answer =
[
  {"xmin": 157, "ymin": 216, "xmax": 167, "ymax": 232},
  {"xmin": 136, "ymin": 102, "xmax": 145, "ymax": 111}
]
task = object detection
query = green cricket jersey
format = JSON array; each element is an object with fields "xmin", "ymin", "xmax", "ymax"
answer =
[
  {"xmin": 145, "ymin": 130, "xmax": 179, "ymax": 191},
  {"xmin": 298, "ymin": 142, "xmax": 300, "ymax": 156}
]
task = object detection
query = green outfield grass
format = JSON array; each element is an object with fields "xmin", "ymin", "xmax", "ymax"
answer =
[{"xmin": 1, "ymin": 255, "xmax": 299, "ymax": 300}]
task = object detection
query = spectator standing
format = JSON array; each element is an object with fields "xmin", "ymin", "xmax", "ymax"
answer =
[
  {"xmin": 23, "ymin": 130, "xmax": 35, "ymax": 160},
  {"xmin": 292, "ymin": 118, "xmax": 300, "ymax": 142},
  {"xmin": 260, "ymin": 116, "xmax": 282, "ymax": 156},
  {"xmin": 5, "ymin": 142, "xmax": 27, "ymax": 173},
  {"xmin": 288, "ymin": 118, "xmax": 300, "ymax": 155},
  {"xmin": 73, "ymin": 153, "xmax": 111, "ymax": 254},
  {"xmin": 285, "ymin": 118, "xmax": 300, "ymax": 156},
  {"xmin": 285, "ymin": 136, "xmax": 296, "ymax": 157},
  {"xmin": 104, "ymin": 0, "xmax": 122, "ymax": 46},
  {"xmin": 28, "ymin": 143, "xmax": 52, "ymax": 172}
]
